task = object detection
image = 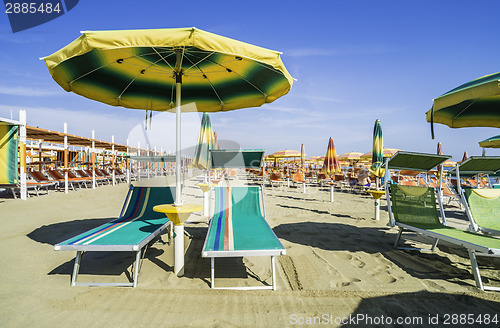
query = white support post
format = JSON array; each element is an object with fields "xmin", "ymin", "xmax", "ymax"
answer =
[
  {"xmin": 92, "ymin": 130, "xmax": 96, "ymax": 189},
  {"xmin": 137, "ymin": 141, "xmax": 141, "ymax": 181},
  {"xmin": 126, "ymin": 138, "xmax": 131, "ymax": 184},
  {"xmin": 111, "ymin": 135, "xmax": 115, "ymax": 186},
  {"xmin": 64, "ymin": 123, "xmax": 69, "ymax": 194},
  {"xmin": 19, "ymin": 110, "xmax": 27, "ymax": 200}
]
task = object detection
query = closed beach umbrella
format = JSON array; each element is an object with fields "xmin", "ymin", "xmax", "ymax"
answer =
[
  {"xmin": 426, "ymin": 72, "xmax": 500, "ymax": 138},
  {"xmin": 479, "ymin": 135, "xmax": 500, "ymax": 148},
  {"xmin": 436, "ymin": 142, "xmax": 443, "ymax": 177},
  {"xmin": 368, "ymin": 120, "xmax": 384, "ymax": 178},
  {"xmin": 321, "ymin": 137, "xmax": 341, "ymax": 175},
  {"xmin": 461, "ymin": 151, "xmax": 469, "ymax": 163},
  {"xmin": 213, "ymin": 131, "xmax": 220, "ymax": 150},
  {"xmin": 300, "ymin": 144, "xmax": 305, "ymax": 169},
  {"xmin": 193, "ymin": 112, "xmax": 214, "ymax": 170},
  {"xmin": 42, "ymin": 27, "xmax": 294, "ymax": 205}
]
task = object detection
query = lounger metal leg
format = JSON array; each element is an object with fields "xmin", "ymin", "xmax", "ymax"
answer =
[
  {"xmin": 468, "ymin": 249, "xmax": 484, "ymax": 291},
  {"xmin": 271, "ymin": 256, "xmax": 276, "ymax": 291},
  {"xmin": 71, "ymin": 251, "xmax": 82, "ymax": 286},
  {"xmin": 430, "ymin": 238, "xmax": 439, "ymax": 251},
  {"xmin": 394, "ymin": 227, "xmax": 403, "ymax": 248},
  {"xmin": 211, "ymin": 257, "xmax": 215, "ymax": 289},
  {"xmin": 132, "ymin": 250, "xmax": 141, "ymax": 288}
]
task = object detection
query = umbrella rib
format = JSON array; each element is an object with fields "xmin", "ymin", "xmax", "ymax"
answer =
[
  {"xmin": 182, "ymin": 55, "xmax": 224, "ymax": 106},
  {"xmin": 117, "ymin": 57, "xmax": 167, "ymax": 102}
]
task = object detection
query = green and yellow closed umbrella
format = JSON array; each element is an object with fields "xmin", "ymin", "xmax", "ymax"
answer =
[
  {"xmin": 193, "ymin": 112, "xmax": 214, "ymax": 170},
  {"xmin": 426, "ymin": 72, "xmax": 500, "ymax": 138},
  {"xmin": 368, "ymin": 119, "xmax": 384, "ymax": 179},
  {"xmin": 368, "ymin": 119, "xmax": 384, "ymax": 220}
]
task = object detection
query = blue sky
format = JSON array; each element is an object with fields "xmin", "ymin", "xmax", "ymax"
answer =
[{"xmin": 1, "ymin": 0, "xmax": 499, "ymax": 160}]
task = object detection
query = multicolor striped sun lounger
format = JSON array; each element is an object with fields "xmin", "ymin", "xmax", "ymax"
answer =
[
  {"xmin": 202, "ymin": 186, "xmax": 285, "ymax": 290},
  {"xmin": 55, "ymin": 185, "xmax": 175, "ymax": 287}
]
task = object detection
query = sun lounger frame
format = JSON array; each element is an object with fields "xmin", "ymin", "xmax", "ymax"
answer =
[
  {"xmin": 201, "ymin": 186, "xmax": 286, "ymax": 290},
  {"xmin": 54, "ymin": 185, "xmax": 173, "ymax": 287},
  {"xmin": 384, "ymin": 151, "xmax": 500, "ymax": 291}
]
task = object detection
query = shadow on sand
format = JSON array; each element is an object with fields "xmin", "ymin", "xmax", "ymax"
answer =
[{"xmin": 274, "ymin": 221, "xmax": 499, "ymax": 289}]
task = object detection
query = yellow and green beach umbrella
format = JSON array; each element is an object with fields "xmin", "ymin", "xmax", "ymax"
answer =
[
  {"xmin": 426, "ymin": 72, "xmax": 500, "ymax": 138},
  {"xmin": 479, "ymin": 135, "xmax": 500, "ymax": 149},
  {"xmin": 369, "ymin": 119, "xmax": 384, "ymax": 178},
  {"xmin": 42, "ymin": 27, "xmax": 294, "ymax": 205},
  {"xmin": 321, "ymin": 137, "xmax": 341, "ymax": 175},
  {"xmin": 193, "ymin": 112, "xmax": 214, "ymax": 170}
]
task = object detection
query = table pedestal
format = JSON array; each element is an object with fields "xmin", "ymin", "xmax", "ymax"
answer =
[{"xmin": 153, "ymin": 204, "xmax": 203, "ymax": 276}]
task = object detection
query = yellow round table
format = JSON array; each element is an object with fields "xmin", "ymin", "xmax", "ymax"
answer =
[
  {"xmin": 153, "ymin": 204, "xmax": 203, "ymax": 276},
  {"xmin": 367, "ymin": 190, "xmax": 385, "ymax": 220}
]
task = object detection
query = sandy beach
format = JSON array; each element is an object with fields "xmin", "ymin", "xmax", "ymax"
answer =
[{"xmin": 0, "ymin": 173, "xmax": 499, "ymax": 327}]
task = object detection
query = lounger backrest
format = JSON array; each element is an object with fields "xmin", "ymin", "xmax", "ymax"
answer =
[
  {"xmin": 121, "ymin": 186, "xmax": 175, "ymax": 221},
  {"xmin": 390, "ymin": 184, "xmax": 441, "ymax": 227},
  {"xmin": 463, "ymin": 188, "xmax": 500, "ymax": 231},
  {"xmin": 207, "ymin": 186, "xmax": 283, "ymax": 252},
  {"xmin": 48, "ymin": 169, "xmax": 64, "ymax": 180}
]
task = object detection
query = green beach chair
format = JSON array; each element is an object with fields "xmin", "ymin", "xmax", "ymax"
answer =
[
  {"xmin": 385, "ymin": 151, "xmax": 500, "ymax": 291},
  {"xmin": 54, "ymin": 185, "xmax": 175, "ymax": 287},
  {"xmin": 202, "ymin": 186, "xmax": 286, "ymax": 290},
  {"xmin": 453, "ymin": 156, "xmax": 500, "ymax": 236}
]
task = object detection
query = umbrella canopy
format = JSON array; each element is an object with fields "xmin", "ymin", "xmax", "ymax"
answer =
[
  {"xmin": 479, "ymin": 135, "xmax": 500, "ymax": 148},
  {"xmin": 368, "ymin": 119, "xmax": 384, "ymax": 178},
  {"xmin": 361, "ymin": 148, "xmax": 399, "ymax": 159},
  {"xmin": 269, "ymin": 149, "xmax": 302, "ymax": 158},
  {"xmin": 338, "ymin": 152, "xmax": 363, "ymax": 160},
  {"xmin": 193, "ymin": 113, "xmax": 214, "ymax": 170},
  {"xmin": 426, "ymin": 72, "xmax": 500, "ymax": 138},
  {"xmin": 42, "ymin": 27, "xmax": 294, "ymax": 205},
  {"xmin": 321, "ymin": 137, "xmax": 341, "ymax": 175}
]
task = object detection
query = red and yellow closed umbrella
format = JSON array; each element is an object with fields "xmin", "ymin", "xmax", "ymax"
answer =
[{"xmin": 322, "ymin": 137, "xmax": 341, "ymax": 175}]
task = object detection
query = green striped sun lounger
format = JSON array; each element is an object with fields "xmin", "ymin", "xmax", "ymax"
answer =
[
  {"xmin": 202, "ymin": 186, "xmax": 285, "ymax": 290},
  {"xmin": 54, "ymin": 185, "xmax": 175, "ymax": 287},
  {"xmin": 385, "ymin": 152, "xmax": 500, "ymax": 291}
]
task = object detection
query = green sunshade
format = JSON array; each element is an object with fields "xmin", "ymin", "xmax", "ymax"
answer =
[
  {"xmin": 387, "ymin": 151, "xmax": 451, "ymax": 171},
  {"xmin": 450, "ymin": 156, "xmax": 500, "ymax": 175},
  {"xmin": 369, "ymin": 119, "xmax": 384, "ymax": 177},
  {"xmin": 479, "ymin": 135, "xmax": 500, "ymax": 149},
  {"xmin": 210, "ymin": 149, "xmax": 264, "ymax": 169},
  {"xmin": 426, "ymin": 72, "xmax": 500, "ymax": 138}
]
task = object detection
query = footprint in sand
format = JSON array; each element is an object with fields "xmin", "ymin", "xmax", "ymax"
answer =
[{"xmin": 332, "ymin": 277, "xmax": 361, "ymax": 288}]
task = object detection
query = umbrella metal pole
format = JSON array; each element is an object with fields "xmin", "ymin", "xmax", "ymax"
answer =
[
  {"xmin": 175, "ymin": 77, "xmax": 183, "ymax": 206},
  {"xmin": 374, "ymin": 177, "xmax": 380, "ymax": 220}
]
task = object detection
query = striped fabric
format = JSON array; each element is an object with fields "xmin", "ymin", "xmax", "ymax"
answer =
[
  {"xmin": 0, "ymin": 124, "xmax": 19, "ymax": 185},
  {"xmin": 204, "ymin": 187, "xmax": 284, "ymax": 252},
  {"xmin": 57, "ymin": 186, "xmax": 174, "ymax": 247},
  {"xmin": 42, "ymin": 28, "xmax": 293, "ymax": 114}
]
